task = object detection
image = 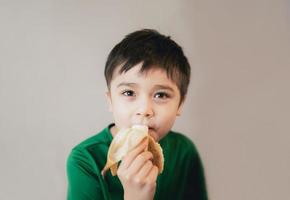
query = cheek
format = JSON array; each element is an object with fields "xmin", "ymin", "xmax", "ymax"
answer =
[
  {"xmin": 160, "ymin": 115, "xmax": 177, "ymax": 128},
  {"xmin": 156, "ymin": 107, "xmax": 178, "ymax": 126},
  {"xmin": 111, "ymin": 101, "xmax": 134, "ymax": 123},
  {"xmin": 113, "ymin": 106, "xmax": 129, "ymax": 118},
  {"xmin": 158, "ymin": 102, "xmax": 179, "ymax": 117}
]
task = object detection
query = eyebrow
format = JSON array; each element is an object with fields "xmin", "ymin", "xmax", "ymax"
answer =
[
  {"xmin": 154, "ymin": 84, "xmax": 175, "ymax": 92},
  {"xmin": 116, "ymin": 82, "xmax": 137, "ymax": 88},
  {"xmin": 117, "ymin": 82, "xmax": 175, "ymax": 92}
]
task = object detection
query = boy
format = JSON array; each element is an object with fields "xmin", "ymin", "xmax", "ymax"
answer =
[{"xmin": 67, "ymin": 29, "xmax": 208, "ymax": 200}]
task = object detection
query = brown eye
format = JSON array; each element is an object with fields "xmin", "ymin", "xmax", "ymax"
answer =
[
  {"xmin": 122, "ymin": 90, "xmax": 135, "ymax": 97},
  {"xmin": 154, "ymin": 92, "xmax": 170, "ymax": 99}
]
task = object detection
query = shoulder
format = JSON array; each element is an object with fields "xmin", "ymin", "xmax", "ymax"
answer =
[
  {"xmin": 162, "ymin": 130, "xmax": 197, "ymax": 149},
  {"xmin": 164, "ymin": 130, "xmax": 193, "ymax": 143},
  {"xmin": 72, "ymin": 126, "xmax": 112, "ymax": 151},
  {"xmin": 160, "ymin": 130, "xmax": 199, "ymax": 157},
  {"xmin": 67, "ymin": 125, "xmax": 112, "ymax": 171}
]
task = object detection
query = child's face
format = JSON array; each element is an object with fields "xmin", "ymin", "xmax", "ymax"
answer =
[{"xmin": 106, "ymin": 63, "xmax": 183, "ymax": 142}]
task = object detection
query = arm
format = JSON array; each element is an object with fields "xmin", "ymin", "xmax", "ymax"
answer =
[
  {"xmin": 66, "ymin": 148, "xmax": 108, "ymax": 200},
  {"xmin": 184, "ymin": 148, "xmax": 208, "ymax": 200}
]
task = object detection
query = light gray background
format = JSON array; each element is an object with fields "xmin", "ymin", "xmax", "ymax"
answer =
[{"xmin": 1, "ymin": 0, "xmax": 289, "ymax": 199}]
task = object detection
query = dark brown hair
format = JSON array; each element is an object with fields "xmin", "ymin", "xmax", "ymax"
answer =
[{"xmin": 104, "ymin": 29, "xmax": 191, "ymax": 103}]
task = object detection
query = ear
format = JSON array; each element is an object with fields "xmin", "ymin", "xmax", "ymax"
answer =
[
  {"xmin": 105, "ymin": 90, "xmax": 113, "ymax": 112},
  {"xmin": 177, "ymin": 101, "xmax": 184, "ymax": 116}
]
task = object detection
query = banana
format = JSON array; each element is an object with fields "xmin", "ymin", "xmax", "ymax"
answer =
[{"xmin": 102, "ymin": 125, "xmax": 164, "ymax": 176}]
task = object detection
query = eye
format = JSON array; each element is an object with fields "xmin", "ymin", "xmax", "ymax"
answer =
[
  {"xmin": 121, "ymin": 90, "xmax": 135, "ymax": 97},
  {"xmin": 154, "ymin": 92, "xmax": 170, "ymax": 99}
]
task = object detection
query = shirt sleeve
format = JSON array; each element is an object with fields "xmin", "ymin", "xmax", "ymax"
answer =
[
  {"xmin": 184, "ymin": 144, "xmax": 208, "ymax": 200},
  {"xmin": 66, "ymin": 148, "xmax": 108, "ymax": 200}
]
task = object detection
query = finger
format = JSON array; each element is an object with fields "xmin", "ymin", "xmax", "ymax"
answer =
[
  {"xmin": 145, "ymin": 166, "xmax": 158, "ymax": 184},
  {"xmin": 125, "ymin": 151, "xmax": 153, "ymax": 176},
  {"xmin": 119, "ymin": 138, "xmax": 148, "ymax": 170},
  {"xmin": 135, "ymin": 160, "xmax": 153, "ymax": 180}
]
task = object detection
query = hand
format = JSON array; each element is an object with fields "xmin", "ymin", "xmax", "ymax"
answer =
[{"xmin": 117, "ymin": 139, "xmax": 159, "ymax": 200}]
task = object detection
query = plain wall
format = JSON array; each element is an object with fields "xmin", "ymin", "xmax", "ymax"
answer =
[{"xmin": 0, "ymin": 0, "xmax": 289, "ymax": 199}]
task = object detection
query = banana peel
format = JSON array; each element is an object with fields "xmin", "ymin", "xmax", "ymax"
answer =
[{"xmin": 101, "ymin": 125, "xmax": 164, "ymax": 176}]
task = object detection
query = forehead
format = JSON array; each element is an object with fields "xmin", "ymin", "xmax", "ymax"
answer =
[{"xmin": 111, "ymin": 63, "xmax": 178, "ymax": 88}]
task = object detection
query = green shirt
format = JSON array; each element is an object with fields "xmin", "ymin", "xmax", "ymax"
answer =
[{"xmin": 67, "ymin": 124, "xmax": 208, "ymax": 200}]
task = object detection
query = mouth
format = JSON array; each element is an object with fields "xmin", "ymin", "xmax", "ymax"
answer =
[{"xmin": 148, "ymin": 126, "xmax": 155, "ymax": 132}]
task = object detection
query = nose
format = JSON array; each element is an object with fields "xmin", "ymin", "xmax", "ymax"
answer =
[{"xmin": 136, "ymin": 97, "xmax": 154, "ymax": 119}]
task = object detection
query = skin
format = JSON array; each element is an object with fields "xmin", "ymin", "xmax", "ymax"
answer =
[{"xmin": 106, "ymin": 63, "xmax": 184, "ymax": 200}]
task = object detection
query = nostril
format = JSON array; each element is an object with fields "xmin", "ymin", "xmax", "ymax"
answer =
[{"xmin": 135, "ymin": 103, "xmax": 154, "ymax": 118}]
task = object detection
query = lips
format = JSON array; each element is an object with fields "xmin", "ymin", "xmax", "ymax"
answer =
[{"xmin": 147, "ymin": 126, "xmax": 155, "ymax": 132}]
